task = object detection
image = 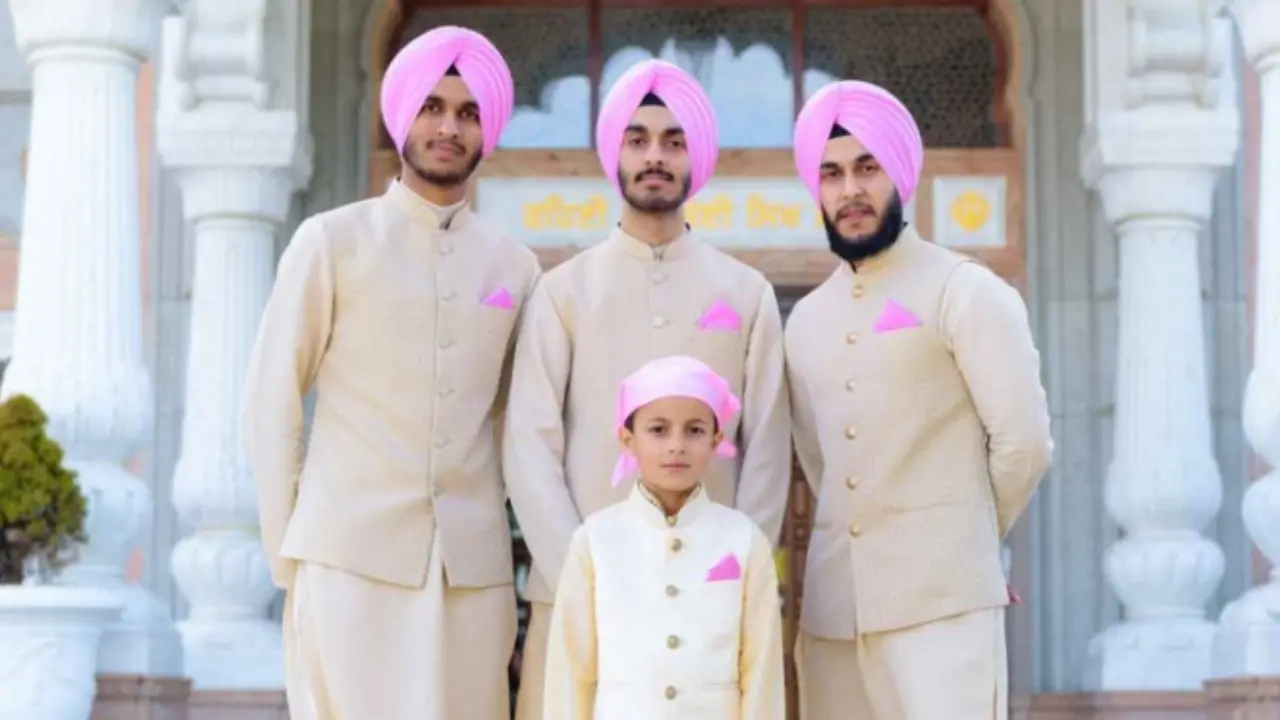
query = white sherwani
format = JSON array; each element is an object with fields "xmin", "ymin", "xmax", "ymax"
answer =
[{"xmin": 543, "ymin": 485, "xmax": 786, "ymax": 720}]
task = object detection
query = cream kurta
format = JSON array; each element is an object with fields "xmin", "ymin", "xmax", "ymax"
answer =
[
  {"xmin": 243, "ymin": 180, "xmax": 540, "ymax": 718},
  {"xmin": 505, "ymin": 228, "xmax": 792, "ymax": 603},
  {"xmin": 784, "ymin": 229, "xmax": 1052, "ymax": 719},
  {"xmin": 544, "ymin": 484, "xmax": 785, "ymax": 720},
  {"xmin": 504, "ymin": 228, "xmax": 791, "ymax": 718}
]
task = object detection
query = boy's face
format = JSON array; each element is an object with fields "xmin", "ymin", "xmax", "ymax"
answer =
[{"xmin": 619, "ymin": 396, "xmax": 722, "ymax": 495}]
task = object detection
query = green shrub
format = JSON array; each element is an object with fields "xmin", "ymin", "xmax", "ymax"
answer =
[{"xmin": 0, "ymin": 394, "xmax": 86, "ymax": 584}]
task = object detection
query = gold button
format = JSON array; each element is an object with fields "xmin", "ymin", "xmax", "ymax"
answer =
[
  {"xmin": 846, "ymin": 476, "xmax": 860, "ymax": 489},
  {"xmin": 666, "ymin": 634, "xmax": 680, "ymax": 649},
  {"xmin": 652, "ymin": 316, "xmax": 668, "ymax": 328},
  {"xmin": 670, "ymin": 538, "xmax": 683, "ymax": 552},
  {"xmin": 846, "ymin": 332, "xmax": 860, "ymax": 344},
  {"xmin": 665, "ymin": 515, "xmax": 677, "ymax": 527},
  {"xmin": 845, "ymin": 426, "xmax": 858, "ymax": 439},
  {"xmin": 852, "ymin": 284, "xmax": 866, "ymax": 298},
  {"xmin": 849, "ymin": 524, "xmax": 862, "ymax": 537},
  {"xmin": 845, "ymin": 379, "xmax": 858, "ymax": 392},
  {"xmin": 665, "ymin": 686, "xmax": 678, "ymax": 700},
  {"xmin": 665, "ymin": 585, "xmax": 679, "ymax": 597}
]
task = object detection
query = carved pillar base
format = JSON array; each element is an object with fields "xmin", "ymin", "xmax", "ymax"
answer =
[
  {"xmin": 1203, "ymin": 677, "xmax": 1280, "ymax": 720},
  {"xmin": 92, "ymin": 674, "xmax": 192, "ymax": 720},
  {"xmin": 1012, "ymin": 692, "xmax": 1205, "ymax": 720}
]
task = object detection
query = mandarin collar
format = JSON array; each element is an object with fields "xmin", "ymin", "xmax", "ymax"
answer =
[
  {"xmin": 384, "ymin": 179, "xmax": 472, "ymax": 232},
  {"xmin": 607, "ymin": 225, "xmax": 696, "ymax": 262},
  {"xmin": 629, "ymin": 481, "xmax": 710, "ymax": 530}
]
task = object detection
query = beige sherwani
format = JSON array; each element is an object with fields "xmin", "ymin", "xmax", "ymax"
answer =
[
  {"xmin": 785, "ymin": 229, "xmax": 1053, "ymax": 720},
  {"xmin": 504, "ymin": 228, "xmax": 792, "ymax": 719},
  {"xmin": 544, "ymin": 484, "xmax": 785, "ymax": 720},
  {"xmin": 243, "ymin": 180, "xmax": 541, "ymax": 719}
]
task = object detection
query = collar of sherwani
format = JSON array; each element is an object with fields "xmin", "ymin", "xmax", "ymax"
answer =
[
  {"xmin": 608, "ymin": 225, "xmax": 696, "ymax": 263},
  {"xmin": 841, "ymin": 224, "xmax": 921, "ymax": 279},
  {"xmin": 384, "ymin": 178, "xmax": 473, "ymax": 232},
  {"xmin": 631, "ymin": 481, "xmax": 711, "ymax": 530}
]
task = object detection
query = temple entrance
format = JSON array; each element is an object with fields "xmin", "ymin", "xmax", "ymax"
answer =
[{"xmin": 364, "ymin": 1, "xmax": 1026, "ymax": 716}]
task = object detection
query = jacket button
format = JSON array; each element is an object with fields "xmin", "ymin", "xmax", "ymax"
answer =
[
  {"xmin": 667, "ymin": 634, "xmax": 680, "ymax": 649},
  {"xmin": 849, "ymin": 524, "xmax": 862, "ymax": 537},
  {"xmin": 846, "ymin": 331, "xmax": 860, "ymax": 344},
  {"xmin": 665, "ymin": 585, "xmax": 679, "ymax": 597},
  {"xmin": 670, "ymin": 537, "xmax": 683, "ymax": 552},
  {"xmin": 846, "ymin": 476, "xmax": 860, "ymax": 490},
  {"xmin": 845, "ymin": 426, "xmax": 858, "ymax": 439},
  {"xmin": 852, "ymin": 284, "xmax": 866, "ymax": 298},
  {"xmin": 846, "ymin": 379, "xmax": 858, "ymax": 392},
  {"xmin": 665, "ymin": 686, "xmax": 678, "ymax": 700}
]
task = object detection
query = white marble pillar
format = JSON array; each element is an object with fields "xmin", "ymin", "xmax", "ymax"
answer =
[
  {"xmin": 156, "ymin": 0, "xmax": 313, "ymax": 690},
  {"xmin": 2, "ymin": 0, "xmax": 183, "ymax": 676},
  {"xmin": 1080, "ymin": 0, "xmax": 1239, "ymax": 690},
  {"xmin": 1213, "ymin": 0, "xmax": 1280, "ymax": 678}
]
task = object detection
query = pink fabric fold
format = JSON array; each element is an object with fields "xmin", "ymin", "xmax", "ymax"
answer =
[
  {"xmin": 872, "ymin": 299, "xmax": 922, "ymax": 334},
  {"xmin": 793, "ymin": 80, "xmax": 924, "ymax": 204},
  {"xmin": 697, "ymin": 299, "xmax": 741, "ymax": 331},
  {"xmin": 610, "ymin": 356, "xmax": 740, "ymax": 487},
  {"xmin": 595, "ymin": 60, "xmax": 719, "ymax": 199},
  {"xmin": 380, "ymin": 25, "xmax": 514, "ymax": 158},
  {"xmin": 706, "ymin": 553, "xmax": 743, "ymax": 582},
  {"xmin": 481, "ymin": 286, "xmax": 514, "ymax": 310}
]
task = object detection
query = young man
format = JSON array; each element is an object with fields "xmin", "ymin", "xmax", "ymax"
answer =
[
  {"xmin": 786, "ymin": 80, "xmax": 1053, "ymax": 720},
  {"xmin": 242, "ymin": 26, "xmax": 539, "ymax": 720},
  {"xmin": 504, "ymin": 59, "xmax": 792, "ymax": 720}
]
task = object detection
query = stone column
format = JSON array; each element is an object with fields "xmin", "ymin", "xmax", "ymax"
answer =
[
  {"xmin": 156, "ymin": 0, "xmax": 313, "ymax": 690},
  {"xmin": 1080, "ymin": 0, "xmax": 1239, "ymax": 691},
  {"xmin": 1213, "ymin": 0, "xmax": 1280, "ymax": 680},
  {"xmin": 2, "ymin": 0, "xmax": 183, "ymax": 676}
]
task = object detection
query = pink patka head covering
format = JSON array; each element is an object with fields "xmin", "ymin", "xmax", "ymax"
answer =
[
  {"xmin": 595, "ymin": 60, "xmax": 719, "ymax": 199},
  {"xmin": 611, "ymin": 355, "xmax": 740, "ymax": 487},
  {"xmin": 793, "ymin": 80, "xmax": 924, "ymax": 204},
  {"xmin": 380, "ymin": 26, "xmax": 514, "ymax": 158}
]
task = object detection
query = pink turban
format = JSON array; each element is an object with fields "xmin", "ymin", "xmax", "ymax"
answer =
[
  {"xmin": 380, "ymin": 26, "xmax": 514, "ymax": 157},
  {"xmin": 793, "ymin": 80, "xmax": 924, "ymax": 203},
  {"xmin": 611, "ymin": 355, "xmax": 740, "ymax": 487},
  {"xmin": 595, "ymin": 60, "xmax": 719, "ymax": 199}
]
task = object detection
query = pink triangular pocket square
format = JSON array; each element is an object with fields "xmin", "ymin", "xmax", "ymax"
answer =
[
  {"xmin": 698, "ymin": 299, "xmax": 741, "ymax": 331},
  {"xmin": 705, "ymin": 553, "xmax": 742, "ymax": 582},
  {"xmin": 481, "ymin": 286, "xmax": 514, "ymax": 310},
  {"xmin": 872, "ymin": 299, "xmax": 922, "ymax": 334}
]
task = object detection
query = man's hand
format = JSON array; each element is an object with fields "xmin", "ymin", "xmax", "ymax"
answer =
[{"xmin": 1006, "ymin": 583, "xmax": 1022, "ymax": 605}]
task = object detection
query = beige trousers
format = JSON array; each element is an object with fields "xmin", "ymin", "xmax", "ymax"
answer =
[
  {"xmin": 797, "ymin": 608, "xmax": 1008, "ymax": 720},
  {"xmin": 283, "ymin": 532, "xmax": 517, "ymax": 720},
  {"xmin": 514, "ymin": 601, "xmax": 553, "ymax": 720}
]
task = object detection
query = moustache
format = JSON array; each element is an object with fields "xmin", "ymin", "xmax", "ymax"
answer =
[
  {"xmin": 635, "ymin": 169, "xmax": 674, "ymax": 183},
  {"xmin": 836, "ymin": 202, "xmax": 876, "ymax": 221},
  {"xmin": 426, "ymin": 139, "xmax": 467, "ymax": 155}
]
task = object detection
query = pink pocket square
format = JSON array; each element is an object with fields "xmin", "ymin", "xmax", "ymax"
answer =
[
  {"xmin": 705, "ymin": 553, "xmax": 742, "ymax": 582},
  {"xmin": 872, "ymin": 299, "xmax": 922, "ymax": 334},
  {"xmin": 698, "ymin": 299, "xmax": 741, "ymax": 332},
  {"xmin": 481, "ymin": 286, "xmax": 514, "ymax": 310}
]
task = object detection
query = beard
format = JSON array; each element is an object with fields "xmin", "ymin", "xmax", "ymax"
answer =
[
  {"xmin": 403, "ymin": 139, "xmax": 482, "ymax": 188},
  {"xmin": 618, "ymin": 168, "xmax": 691, "ymax": 214},
  {"xmin": 822, "ymin": 191, "xmax": 906, "ymax": 265}
]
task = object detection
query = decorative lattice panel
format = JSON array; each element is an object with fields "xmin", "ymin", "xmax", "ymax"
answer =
[{"xmin": 804, "ymin": 7, "xmax": 1000, "ymax": 147}]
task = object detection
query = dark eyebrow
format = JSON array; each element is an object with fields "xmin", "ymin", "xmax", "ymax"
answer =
[
  {"xmin": 855, "ymin": 153, "xmax": 876, "ymax": 164},
  {"xmin": 624, "ymin": 124, "xmax": 685, "ymax": 137}
]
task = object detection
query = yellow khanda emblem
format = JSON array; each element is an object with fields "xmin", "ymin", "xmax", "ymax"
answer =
[
  {"xmin": 949, "ymin": 189, "xmax": 991, "ymax": 234},
  {"xmin": 775, "ymin": 548, "xmax": 788, "ymax": 585}
]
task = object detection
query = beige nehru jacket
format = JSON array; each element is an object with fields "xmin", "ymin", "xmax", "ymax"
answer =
[
  {"xmin": 243, "ymin": 181, "xmax": 541, "ymax": 590},
  {"xmin": 504, "ymin": 228, "xmax": 792, "ymax": 603},
  {"xmin": 785, "ymin": 228, "xmax": 1052, "ymax": 639}
]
